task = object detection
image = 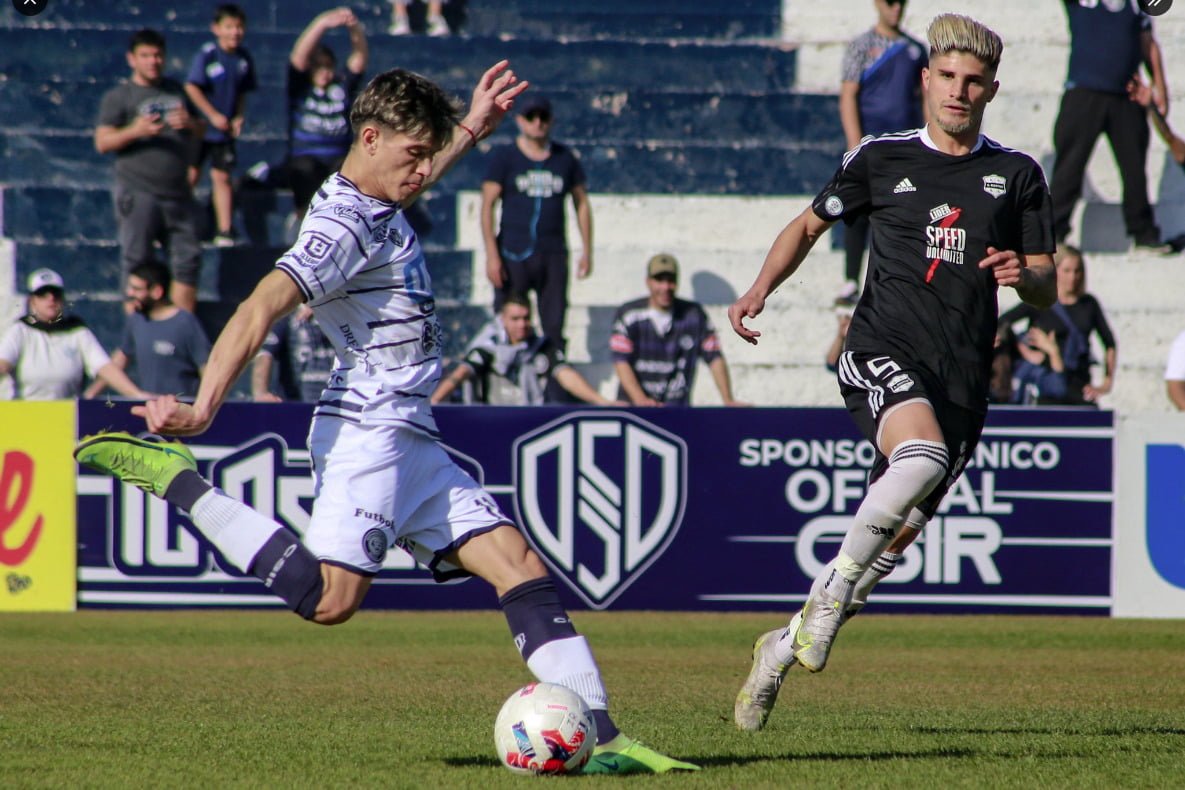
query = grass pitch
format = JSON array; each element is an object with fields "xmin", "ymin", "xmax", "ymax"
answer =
[{"xmin": 2, "ymin": 611, "xmax": 1183, "ymax": 788}]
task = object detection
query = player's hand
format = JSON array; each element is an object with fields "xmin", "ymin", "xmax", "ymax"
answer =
[
  {"xmin": 460, "ymin": 60, "xmax": 529, "ymax": 142},
  {"xmin": 230, "ymin": 116, "xmax": 245, "ymax": 137},
  {"xmin": 131, "ymin": 395, "xmax": 213, "ymax": 437},
  {"xmin": 132, "ymin": 112, "xmax": 165, "ymax": 138},
  {"xmin": 486, "ymin": 252, "xmax": 505, "ymax": 289},
  {"xmin": 576, "ymin": 252, "xmax": 592, "ymax": 279},
  {"xmin": 978, "ymin": 246, "xmax": 1024, "ymax": 288},
  {"xmin": 728, "ymin": 290, "xmax": 767, "ymax": 345}
]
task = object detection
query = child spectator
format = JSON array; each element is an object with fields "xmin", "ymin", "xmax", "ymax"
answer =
[{"xmin": 185, "ymin": 3, "xmax": 257, "ymax": 247}]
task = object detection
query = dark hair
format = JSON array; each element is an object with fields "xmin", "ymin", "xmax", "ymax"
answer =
[
  {"xmin": 350, "ymin": 68, "xmax": 460, "ymax": 152},
  {"xmin": 213, "ymin": 4, "xmax": 247, "ymax": 24},
  {"xmin": 128, "ymin": 28, "xmax": 166, "ymax": 53},
  {"xmin": 501, "ymin": 293, "xmax": 532, "ymax": 313},
  {"xmin": 129, "ymin": 260, "xmax": 172, "ymax": 292},
  {"xmin": 311, "ymin": 44, "xmax": 336, "ymax": 70}
]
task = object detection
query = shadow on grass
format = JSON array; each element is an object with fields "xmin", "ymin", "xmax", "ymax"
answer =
[
  {"xmin": 445, "ymin": 748, "xmax": 980, "ymax": 770},
  {"xmin": 912, "ymin": 726, "xmax": 1185, "ymax": 737}
]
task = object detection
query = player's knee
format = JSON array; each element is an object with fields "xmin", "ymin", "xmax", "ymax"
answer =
[
  {"xmin": 887, "ymin": 439, "xmax": 949, "ymax": 499},
  {"xmin": 309, "ymin": 596, "xmax": 359, "ymax": 626}
]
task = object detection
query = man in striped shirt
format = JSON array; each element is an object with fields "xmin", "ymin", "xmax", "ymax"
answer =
[
  {"xmin": 75, "ymin": 63, "xmax": 696, "ymax": 774},
  {"xmin": 610, "ymin": 253, "xmax": 745, "ymax": 406}
]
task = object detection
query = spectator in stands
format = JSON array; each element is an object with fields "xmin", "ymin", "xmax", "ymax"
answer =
[
  {"xmin": 285, "ymin": 8, "xmax": 368, "ymax": 220},
  {"xmin": 85, "ymin": 261, "xmax": 211, "ymax": 399},
  {"xmin": 1050, "ymin": 0, "xmax": 1167, "ymax": 250},
  {"xmin": 185, "ymin": 3, "xmax": 258, "ymax": 248},
  {"xmin": 998, "ymin": 244, "xmax": 1115, "ymax": 406},
  {"xmin": 835, "ymin": 0, "xmax": 926, "ymax": 307},
  {"xmin": 610, "ymin": 254, "xmax": 746, "ymax": 407},
  {"xmin": 251, "ymin": 305, "xmax": 336, "ymax": 402},
  {"xmin": 482, "ymin": 95, "xmax": 592, "ymax": 351},
  {"xmin": 388, "ymin": 0, "xmax": 450, "ymax": 36},
  {"xmin": 431, "ymin": 294, "xmax": 615, "ymax": 405},
  {"xmin": 0, "ymin": 269, "xmax": 149, "ymax": 401},
  {"xmin": 1166, "ymin": 330, "xmax": 1185, "ymax": 410},
  {"xmin": 95, "ymin": 28, "xmax": 204, "ymax": 313}
]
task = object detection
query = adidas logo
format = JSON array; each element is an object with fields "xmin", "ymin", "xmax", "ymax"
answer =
[{"xmin": 893, "ymin": 178, "xmax": 916, "ymax": 194}]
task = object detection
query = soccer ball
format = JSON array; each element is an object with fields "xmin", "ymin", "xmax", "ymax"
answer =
[{"xmin": 494, "ymin": 682, "xmax": 597, "ymax": 775}]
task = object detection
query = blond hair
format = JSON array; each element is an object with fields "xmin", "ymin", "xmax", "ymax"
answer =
[{"xmin": 927, "ymin": 14, "xmax": 1003, "ymax": 70}]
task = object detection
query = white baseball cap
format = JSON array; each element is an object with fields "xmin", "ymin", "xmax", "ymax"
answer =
[{"xmin": 27, "ymin": 268, "xmax": 65, "ymax": 294}]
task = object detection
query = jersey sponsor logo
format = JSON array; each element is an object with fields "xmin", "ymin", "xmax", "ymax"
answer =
[
  {"xmin": 982, "ymin": 174, "xmax": 1007, "ymax": 199},
  {"xmin": 302, "ymin": 231, "xmax": 334, "ymax": 261},
  {"xmin": 924, "ymin": 205, "xmax": 965, "ymax": 282},
  {"xmin": 514, "ymin": 169, "xmax": 565, "ymax": 198},
  {"xmin": 152, "ymin": 340, "xmax": 176, "ymax": 356},
  {"xmin": 205, "ymin": 61, "xmax": 226, "ymax": 80},
  {"xmin": 893, "ymin": 177, "xmax": 916, "ymax": 194},
  {"xmin": 823, "ymin": 195, "xmax": 845, "ymax": 218},
  {"xmin": 333, "ymin": 205, "xmax": 363, "ymax": 222},
  {"xmin": 886, "ymin": 372, "xmax": 915, "ymax": 393},
  {"xmin": 513, "ymin": 412, "xmax": 687, "ymax": 609},
  {"xmin": 929, "ymin": 203, "xmax": 954, "ymax": 222}
]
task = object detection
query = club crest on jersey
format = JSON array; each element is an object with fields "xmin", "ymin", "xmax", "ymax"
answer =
[
  {"xmin": 421, "ymin": 320, "xmax": 443, "ymax": 354},
  {"xmin": 362, "ymin": 528, "xmax": 389, "ymax": 564},
  {"xmin": 982, "ymin": 174, "xmax": 1007, "ymax": 199},
  {"xmin": 512, "ymin": 412, "xmax": 687, "ymax": 609},
  {"xmin": 823, "ymin": 196, "xmax": 845, "ymax": 218},
  {"xmin": 374, "ymin": 222, "xmax": 404, "ymax": 248},
  {"xmin": 887, "ymin": 372, "xmax": 915, "ymax": 393}
]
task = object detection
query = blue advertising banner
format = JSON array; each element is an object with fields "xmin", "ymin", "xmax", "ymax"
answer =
[{"xmin": 76, "ymin": 401, "xmax": 1113, "ymax": 614}]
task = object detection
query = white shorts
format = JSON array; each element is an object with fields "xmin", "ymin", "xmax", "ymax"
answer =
[{"xmin": 304, "ymin": 417, "xmax": 512, "ymax": 576}]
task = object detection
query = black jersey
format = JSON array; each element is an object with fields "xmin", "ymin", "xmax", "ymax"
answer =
[{"xmin": 813, "ymin": 127, "xmax": 1054, "ymax": 413}]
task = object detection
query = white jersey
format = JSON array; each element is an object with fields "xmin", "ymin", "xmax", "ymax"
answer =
[
  {"xmin": 276, "ymin": 174, "xmax": 443, "ymax": 438},
  {"xmin": 0, "ymin": 316, "xmax": 110, "ymax": 400}
]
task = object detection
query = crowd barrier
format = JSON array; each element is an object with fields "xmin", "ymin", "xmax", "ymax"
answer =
[{"xmin": 15, "ymin": 399, "xmax": 1180, "ymax": 616}]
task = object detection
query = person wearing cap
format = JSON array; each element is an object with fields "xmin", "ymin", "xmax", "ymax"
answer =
[
  {"xmin": 481, "ymin": 94, "xmax": 592, "ymax": 350},
  {"xmin": 0, "ymin": 269, "xmax": 150, "ymax": 401},
  {"xmin": 430, "ymin": 293, "xmax": 618, "ymax": 406},
  {"xmin": 609, "ymin": 254, "xmax": 746, "ymax": 406}
]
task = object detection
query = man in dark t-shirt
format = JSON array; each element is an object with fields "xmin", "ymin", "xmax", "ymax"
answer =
[
  {"xmin": 728, "ymin": 14, "xmax": 1057, "ymax": 731},
  {"xmin": 95, "ymin": 29, "xmax": 203, "ymax": 312},
  {"xmin": 481, "ymin": 96, "xmax": 592, "ymax": 350},
  {"xmin": 1049, "ymin": 0, "xmax": 1166, "ymax": 248}
]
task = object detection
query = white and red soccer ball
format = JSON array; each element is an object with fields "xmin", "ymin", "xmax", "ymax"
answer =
[{"xmin": 494, "ymin": 682, "xmax": 597, "ymax": 775}]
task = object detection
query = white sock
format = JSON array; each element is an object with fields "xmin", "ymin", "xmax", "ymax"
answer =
[
  {"xmin": 851, "ymin": 551, "xmax": 903, "ymax": 610},
  {"xmin": 189, "ymin": 488, "xmax": 283, "ymax": 572},
  {"xmin": 525, "ymin": 635, "xmax": 609, "ymax": 711}
]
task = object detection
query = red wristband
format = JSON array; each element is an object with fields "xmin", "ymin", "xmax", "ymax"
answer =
[{"xmin": 459, "ymin": 123, "xmax": 478, "ymax": 146}]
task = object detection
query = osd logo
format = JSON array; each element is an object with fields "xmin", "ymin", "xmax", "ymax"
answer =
[{"xmin": 512, "ymin": 412, "xmax": 686, "ymax": 609}]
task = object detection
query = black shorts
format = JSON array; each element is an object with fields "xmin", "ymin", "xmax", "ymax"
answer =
[
  {"xmin": 195, "ymin": 140, "xmax": 237, "ymax": 172},
  {"xmin": 837, "ymin": 350, "xmax": 985, "ymax": 519}
]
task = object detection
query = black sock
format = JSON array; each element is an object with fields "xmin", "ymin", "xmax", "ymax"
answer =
[
  {"xmin": 163, "ymin": 469, "xmax": 213, "ymax": 512},
  {"xmin": 248, "ymin": 529, "xmax": 324, "ymax": 619}
]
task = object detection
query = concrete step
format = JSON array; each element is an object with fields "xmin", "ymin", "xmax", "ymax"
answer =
[
  {"xmin": 1, "ymin": 0, "xmax": 781, "ymax": 40},
  {"xmin": 0, "ymin": 27, "xmax": 799, "ymax": 93},
  {"xmin": 5, "ymin": 79, "xmax": 842, "ymax": 147}
]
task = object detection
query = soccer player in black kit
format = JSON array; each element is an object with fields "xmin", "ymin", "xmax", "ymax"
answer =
[{"xmin": 729, "ymin": 14, "xmax": 1057, "ymax": 732}]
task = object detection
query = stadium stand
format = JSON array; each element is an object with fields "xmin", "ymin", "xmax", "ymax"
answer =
[{"xmin": 1, "ymin": 0, "xmax": 1183, "ymax": 408}]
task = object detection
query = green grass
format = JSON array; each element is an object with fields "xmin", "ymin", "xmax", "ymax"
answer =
[{"xmin": 1, "ymin": 611, "xmax": 1183, "ymax": 788}]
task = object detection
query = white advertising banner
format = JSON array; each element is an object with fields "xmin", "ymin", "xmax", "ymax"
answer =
[{"xmin": 1114, "ymin": 414, "xmax": 1185, "ymax": 618}]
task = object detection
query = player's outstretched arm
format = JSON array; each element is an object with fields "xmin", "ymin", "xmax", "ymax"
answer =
[
  {"xmin": 978, "ymin": 247, "xmax": 1055, "ymax": 309},
  {"xmin": 729, "ymin": 206, "xmax": 833, "ymax": 345},
  {"xmin": 133, "ymin": 271, "xmax": 303, "ymax": 435},
  {"xmin": 415, "ymin": 61, "xmax": 528, "ymax": 201}
]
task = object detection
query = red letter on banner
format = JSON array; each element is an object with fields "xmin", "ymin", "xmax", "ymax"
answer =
[{"xmin": 0, "ymin": 450, "xmax": 43, "ymax": 565}]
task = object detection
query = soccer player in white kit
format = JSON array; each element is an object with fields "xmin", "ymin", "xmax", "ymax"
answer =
[{"xmin": 75, "ymin": 62, "xmax": 696, "ymax": 775}]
